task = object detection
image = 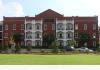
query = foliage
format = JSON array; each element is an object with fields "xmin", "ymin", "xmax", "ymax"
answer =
[
  {"xmin": 79, "ymin": 33, "xmax": 90, "ymax": 43},
  {"xmin": 26, "ymin": 46, "xmax": 32, "ymax": 51},
  {"xmin": 51, "ymin": 40, "xmax": 59, "ymax": 53},
  {"xmin": 2, "ymin": 46, "xmax": 8, "ymax": 51},
  {"xmin": 43, "ymin": 33, "xmax": 55, "ymax": 47},
  {"xmin": 15, "ymin": 46, "xmax": 21, "ymax": 53},
  {"xmin": 13, "ymin": 33, "xmax": 22, "ymax": 44},
  {"xmin": 67, "ymin": 39, "xmax": 76, "ymax": 46},
  {"xmin": 13, "ymin": 33, "xmax": 22, "ymax": 52}
]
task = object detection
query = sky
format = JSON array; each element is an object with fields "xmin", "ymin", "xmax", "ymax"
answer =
[{"xmin": 0, "ymin": 0, "xmax": 100, "ymax": 25}]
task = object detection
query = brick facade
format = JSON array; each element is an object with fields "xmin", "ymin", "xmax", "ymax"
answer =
[{"xmin": 2, "ymin": 9, "xmax": 98, "ymax": 49}]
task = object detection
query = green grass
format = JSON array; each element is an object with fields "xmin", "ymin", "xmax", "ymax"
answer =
[{"xmin": 0, "ymin": 54, "xmax": 100, "ymax": 65}]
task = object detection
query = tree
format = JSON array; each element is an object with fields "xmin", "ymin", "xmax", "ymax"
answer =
[
  {"xmin": 79, "ymin": 33, "xmax": 90, "ymax": 47},
  {"xmin": 51, "ymin": 40, "xmax": 59, "ymax": 53},
  {"xmin": 43, "ymin": 33, "xmax": 55, "ymax": 48},
  {"xmin": 68, "ymin": 39, "xmax": 76, "ymax": 47},
  {"xmin": 13, "ymin": 33, "xmax": 22, "ymax": 52}
]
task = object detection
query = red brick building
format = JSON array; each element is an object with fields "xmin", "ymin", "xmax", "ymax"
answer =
[
  {"xmin": 74, "ymin": 17, "xmax": 98, "ymax": 49},
  {"xmin": 3, "ymin": 17, "xmax": 25, "ymax": 46},
  {"xmin": 2, "ymin": 9, "xmax": 99, "ymax": 49}
]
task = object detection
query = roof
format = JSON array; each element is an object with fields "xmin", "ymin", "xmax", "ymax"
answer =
[{"xmin": 35, "ymin": 9, "xmax": 64, "ymax": 19}]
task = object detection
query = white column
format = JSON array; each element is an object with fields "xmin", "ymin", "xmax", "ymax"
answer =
[{"xmin": 24, "ymin": 18, "xmax": 26, "ymax": 46}]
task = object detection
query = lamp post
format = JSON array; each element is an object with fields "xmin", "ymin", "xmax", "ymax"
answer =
[{"xmin": 93, "ymin": 35, "xmax": 96, "ymax": 47}]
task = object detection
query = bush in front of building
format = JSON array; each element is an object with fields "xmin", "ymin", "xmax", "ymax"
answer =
[
  {"xmin": 15, "ymin": 46, "xmax": 21, "ymax": 53},
  {"xmin": 51, "ymin": 41, "xmax": 59, "ymax": 53}
]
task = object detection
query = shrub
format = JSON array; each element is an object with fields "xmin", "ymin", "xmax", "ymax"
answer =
[
  {"xmin": 26, "ymin": 46, "xmax": 32, "ymax": 51},
  {"xmin": 20, "ymin": 45, "xmax": 26, "ymax": 49},
  {"xmin": 15, "ymin": 46, "xmax": 21, "ymax": 53},
  {"xmin": 51, "ymin": 41, "xmax": 59, "ymax": 53}
]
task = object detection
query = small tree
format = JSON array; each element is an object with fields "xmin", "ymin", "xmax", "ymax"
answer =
[
  {"xmin": 43, "ymin": 33, "xmax": 55, "ymax": 48},
  {"xmin": 79, "ymin": 33, "xmax": 90, "ymax": 47},
  {"xmin": 68, "ymin": 39, "xmax": 76, "ymax": 47},
  {"xmin": 51, "ymin": 40, "xmax": 59, "ymax": 53},
  {"xmin": 13, "ymin": 33, "xmax": 22, "ymax": 52}
]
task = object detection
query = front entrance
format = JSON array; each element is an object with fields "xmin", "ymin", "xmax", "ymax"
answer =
[{"xmin": 43, "ymin": 19, "xmax": 56, "ymax": 48}]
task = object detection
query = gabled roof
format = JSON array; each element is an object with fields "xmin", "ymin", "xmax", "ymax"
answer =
[{"xmin": 35, "ymin": 9, "xmax": 64, "ymax": 19}]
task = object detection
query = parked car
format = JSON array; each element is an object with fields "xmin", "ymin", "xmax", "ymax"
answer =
[
  {"xmin": 64, "ymin": 46, "xmax": 75, "ymax": 51},
  {"xmin": 75, "ymin": 47, "xmax": 93, "ymax": 52}
]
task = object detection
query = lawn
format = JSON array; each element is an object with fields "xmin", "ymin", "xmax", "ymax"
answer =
[{"xmin": 0, "ymin": 54, "xmax": 100, "ymax": 65}]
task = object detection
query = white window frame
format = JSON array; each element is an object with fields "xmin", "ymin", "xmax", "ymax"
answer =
[
  {"xmin": 52, "ymin": 24, "xmax": 55, "ymax": 30},
  {"xmin": 35, "ymin": 23, "xmax": 41, "ymax": 30},
  {"xmin": 26, "ymin": 23, "xmax": 32, "ymax": 30},
  {"xmin": 4, "ymin": 33, "xmax": 8, "ymax": 38},
  {"xmin": 5, "ymin": 24, "xmax": 8, "ymax": 30},
  {"xmin": 21, "ymin": 24, "xmax": 24, "ymax": 30},
  {"xmin": 66, "ymin": 23, "xmax": 73, "ymax": 30},
  {"xmin": 74, "ymin": 32, "xmax": 78, "ymax": 38},
  {"xmin": 84, "ymin": 24, "xmax": 87, "ymax": 30},
  {"xmin": 13, "ymin": 24, "xmax": 16, "ymax": 30},
  {"xmin": 93, "ymin": 41, "xmax": 96, "ymax": 47},
  {"xmin": 57, "ymin": 23, "xmax": 64, "ymax": 30},
  {"xmin": 93, "ymin": 24, "xmax": 96, "ymax": 30},
  {"xmin": 75, "ymin": 24, "xmax": 78, "ymax": 30}
]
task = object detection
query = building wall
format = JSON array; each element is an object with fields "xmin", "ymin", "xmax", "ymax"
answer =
[
  {"xmin": 74, "ymin": 17, "xmax": 98, "ymax": 48},
  {"xmin": 3, "ymin": 17, "xmax": 25, "ymax": 46},
  {"xmin": 0, "ymin": 21, "xmax": 3, "ymax": 47},
  {"xmin": 2, "ymin": 9, "xmax": 99, "ymax": 49}
]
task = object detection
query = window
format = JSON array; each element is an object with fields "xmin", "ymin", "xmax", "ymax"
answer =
[
  {"xmin": 26, "ymin": 32, "xmax": 32, "ymax": 39},
  {"xmin": 5, "ymin": 24, "xmax": 8, "ymax": 30},
  {"xmin": 93, "ymin": 24, "xmax": 96, "ymax": 30},
  {"xmin": 66, "ymin": 32, "xmax": 73, "ymax": 39},
  {"xmin": 4, "ymin": 33, "xmax": 8, "ymax": 38},
  {"xmin": 84, "ymin": 24, "xmax": 87, "ymax": 30},
  {"xmin": 35, "ymin": 40, "xmax": 41, "ymax": 46},
  {"xmin": 13, "ymin": 24, "xmax": 16, "ymax": 30},
  {"xmin": 52, "ymin": 24, "xmax": 55, "ymax": 30},
  {"xmin": 21, "ymin": 24, "xmax": 24, "ymax": 30},
  {"xmin": 66, "ymin": 23, "xmax": 73, "ymax": 30},
  {"xmin": 57, "ymin": 32, "xmax": 64, "ymax": 39},
  {"xmin": 26, "ymin": 40, "xmax": 32, "ymax": 46},
  {"xmin": 36, "ymin": 33, "xmax": 39, "ymax": 38},
  {"xmin": 74, "ymin": 32, "xmax": 78, "ymax": 38},
  {"xmin": 59, "ymin": 34, "xmax": 63, "ymax": 38},
  {"xmin": 35, "ymin": 23, "xmax": 41, "ymax": 30},
  {"xmin": 44, "ymin": 24, "xmax": 47, "ymax": 30},
  {"xmin": 0, "ymin": 32, "xmax": 2, "ymax": 39},
  {"xmin": 26, "ymin": 23, "xmax": 32, "ymax": 30},
  {"xmin": 57, "ymin": 23, "xmax": 63, "ymax": 30},
  {"xmin": 93, "ymin": 41, "xmax": 96, "ymax": 47},
  {"xmin": 35, "ymin": 32, "xmax": 41, "ymax": 39},
  {"xmin": 0, "ymin": 25, "xmax": 2, "ymax": 31},
  {"xmin": 75, "ymin": 24, "xmax": 78, "ymax": 30}
]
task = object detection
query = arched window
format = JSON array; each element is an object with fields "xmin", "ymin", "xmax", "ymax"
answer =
[
  {"xmin": 26, "ymin": 23, "xmax": 32, "ymax": 30},
  {"xmin": 35, "ymin": 31, "xmax": 41, "ymax": 38},
  {"xmin": 57, "ymin": 31, "xmax": 64, "ymax": 39},
  {"xmin": 26, "ymin": 40, "xmax": 32, "ymax": 46},
  {"xmin": 26, "ymin": 32, "xmax": 32, "ymax": 39},
  {"xmin": 57, "ymin": 23, "xmax": 64, "ymax": 30},
  {"xmin": 66, "ymin": 32, "xmax": 73, "ymax": 39},
  {"xmin": 66, "ymin": 23, "xmax": 73, "ymax": 30},
  {"xmin": 35, "ymin": 23, "xmax": 41, "ymax": 30}
]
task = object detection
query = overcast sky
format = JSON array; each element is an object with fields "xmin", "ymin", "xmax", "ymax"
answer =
[{"xmin": 0, "ymin": 0, "xmax": 100, "ymax": 25}]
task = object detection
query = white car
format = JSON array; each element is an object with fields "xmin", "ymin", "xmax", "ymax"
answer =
[{"xmin": 76, "ymin": 47, "xmax": 93, "ymax": 52}]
